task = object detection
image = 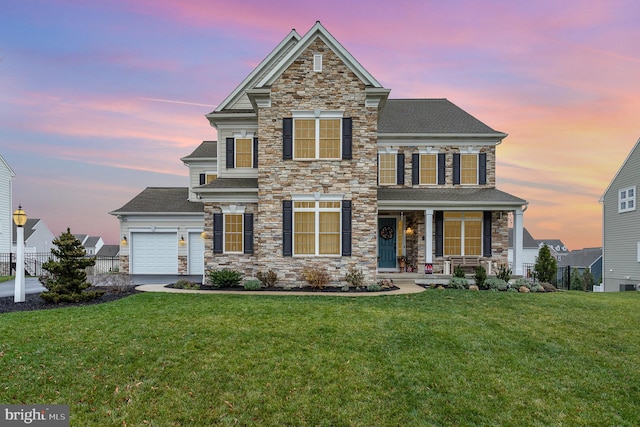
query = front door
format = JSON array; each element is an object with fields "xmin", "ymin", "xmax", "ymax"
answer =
[{"xmin": 378, "ymin": 218, "xmax": 397, "ymax": 269}]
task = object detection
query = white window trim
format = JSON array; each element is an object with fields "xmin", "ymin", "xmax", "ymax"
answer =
[
  {"xmin": 637, "ymin": 241, "xmax": 640, "ymax": 263},
  {"xmin": 232, "ymin": 132, "xmax": 254, "ymax": 169},
  {"xmin": 292, "ymin": 194, "xmax": 343, "ymax": 257},
  {"xmin": 418, "ymin": 149, "xmax": 439, "ymax": 185},
  {"xmin": 618, "ymin": 185, "xmax": 636, "ymax": 213},
  {"xmin": 378, "ymin": 148, "xmax": 399, "ymax": 186},
  {"xmin": 460, "ymin": 153, "xmax": 479, "ymax": 186},
  {"xmin": 444, "ymin": 212, "xmax": 483, "ymax": 256},
  {"xmin": 291, "ymin": 111, "xmax": 344, "ymax": 160},
  {"xmin": 222, "ymin": 207, "xmax": 244, "ymax": 254},
  {"xmin": 313, "ymin": 54, "xmax": 322, "ymax": 72}
]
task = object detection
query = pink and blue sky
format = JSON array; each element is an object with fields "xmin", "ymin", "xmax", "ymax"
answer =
[{"xmin": 1, "ymin": 0, "xmax": 639, "ymax": 248}]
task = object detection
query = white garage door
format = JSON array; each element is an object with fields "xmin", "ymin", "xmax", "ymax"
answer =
[
  {"xmin": 188, "ymin": 232, "xmax": 205, "ymax": 275},
  {"xmin": 131, "ymin": 232, "xmax": 178, "ymax": 274}
]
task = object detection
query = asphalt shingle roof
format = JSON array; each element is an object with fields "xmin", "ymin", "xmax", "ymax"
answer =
[
  {"xmin": 199, "ymin": 178, "xmax": 258, "ymax": 189},
  {"xmin": 378, "ymin": 99, "xmax": 504, "ymax": 135},
  {"xmin": 96, "ymin": 245, "xmax": 120, "ymax": 257},
  {"xmin": 181, "ymin": 141, "xmax": 217, "ymax": 160},
  {"xmin": 378, "ymin": 187, "xmax": 526, "ymax": 204},
  {"xmin": 558, "ymin": 248, "xmax": 602, "ymax": 267},
  {"xmin": 508, "ymin": 227, "xmax": 539, "ymax": 248},
  {"xmin": 110, "ymin": 188, "xmax": 203, "ymax": 214}
]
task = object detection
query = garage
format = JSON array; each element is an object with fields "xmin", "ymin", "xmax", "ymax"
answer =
[
  {"xmin": 131, "ymin": 232, "xmax": 178, "ymax": 274},
  {"xmin": 188, "ymin": 232, "xmax": 205, "ymax": 275}
]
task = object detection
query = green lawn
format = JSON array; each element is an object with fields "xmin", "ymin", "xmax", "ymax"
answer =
[{"xmin": 1, "ymin": 290, "xmax": 639, "ymax": 426}]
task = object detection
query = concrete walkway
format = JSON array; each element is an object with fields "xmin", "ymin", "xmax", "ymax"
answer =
[
  {"xmin": 0, "ymin": 278, "xmax": 46, "ymax": 298},
  {"xmin": 136, "ymin": 279, "xmax": 425, "ymax": 297}
]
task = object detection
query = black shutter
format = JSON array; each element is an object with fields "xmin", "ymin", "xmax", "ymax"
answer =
[
  {"xmin": 213, "ymin": 213, "xmax": 223, "ymax": 254},
  {"xmin": 453, "ymin": 153, "xmax": 460, "ymax": 185},
  {"xmin": 283, "ymin": 118, "xmax": 293, "ymax": 160},
  {"xmin": 412, "ymin": 153, "xmax": 419, "ymax": 185},
  {"xmin": 438, "ymin": 153, "xmax": 446, "ymax": 185},
  {"xmin": 253, "ymin": 137, "xmax": 259, "ymax": 168},
  {"xmin": 244, "ymin": 213, "xmax": 254, "ymax": 254},
  {"xmin": 397, "ymin": 153, "xmax": 405, "ymax": 185},
  {"xmin": 479, "ymin": 152, "xmax": 487, "ymax": 185},
  {"xmin": 376, "ymin": 154, "xmax": 379, "ymax": 185},
  {"xmin": 435, "ymin": 211, "xmax": 444, "ymax": 257},
  {"xmin": 226, "ymin": 137, "xmax": 235, "ymax": 169},
  {"xmin": 342, "ymin": 117, "xmax": 352, "ymax": 160},
  {"xmin": 283, "ymin": 200, "xmax": 292, "ymax": 256},
  {"xmin": 483, "ymin": 211, "xmax": 492, "ymax": 257},
  {"xmin": 199, "ymin": 173, "xmax": 205, "ymax": 185},
  {"xmin": 341, "ymin": 200, "xmax": 352, "ymax": 256}
]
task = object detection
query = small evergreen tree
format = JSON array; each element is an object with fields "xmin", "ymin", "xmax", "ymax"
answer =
[
  {"xmin": 474, "ymin": 265, "xmax": 487, "ymax": 290},
  {"xmin": 569, "ymin": 267, "xmax": 585, "ymax": 291},
  {"xmin": 534, "ymin": 244, "xmax": 557, "ymax": 283},
  {"xmin": 40, "ymin": 228, "xmax": 104, "ymax": 303},
  {"xmin": 582, "ymin": 267, "xmax": 595, "ymax": 292}
]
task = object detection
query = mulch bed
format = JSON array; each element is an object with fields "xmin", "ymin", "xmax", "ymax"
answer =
[
  {"xmin": 0, "ymin": 286, "xmax": 141, "ymax": 314},
  {"xmin": 166, "ymin": 284, "xmax": 400, "ymax": 293}
]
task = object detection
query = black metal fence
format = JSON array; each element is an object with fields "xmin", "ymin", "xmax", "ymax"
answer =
[
  {"xmin": 0, "ymin": 253, "xmax": 119, "ymax": 277},
  {"xmin": 514, "ymin": 263, "xmax": 570, "ymax": 290}
]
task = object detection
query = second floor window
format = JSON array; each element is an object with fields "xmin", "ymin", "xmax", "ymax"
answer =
[
  {"xmin": 460, "ymin": 154, "xmax": 478, "ymax": 185},
  {"xmin": 379, "ymin": 153, "xmax": 397, "ymax": 185},
  {"xmin": 619, "ymin": 186, "xmax": 636, "ymax": 213},
  {"xmin": 235, "ymin": 138, "xmax": 253, "ymax": 168},
  {"xmin": 420, "ymin": 154, "xmax": 437, "ymax": 185},
  {"xmin": 294, "ymin": 118, "xmax": 341, "ymax": 159}
]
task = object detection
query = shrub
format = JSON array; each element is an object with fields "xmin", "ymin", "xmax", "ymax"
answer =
[
  {"xmin": 485, "ymin": 277, "xmax": 508, "ymax": 291},
  {"xmin": 453, "ymin": 265, "xmax": 466, "ymax": 278},
  {"xmin": 570, "ymin": 268, "xmax": 585, "ymax": 291},
  {"xmin": 497, "ymin": 265, "xmax": 512, "ymax": 283},
  {"xmin": 448, "ymin": 277, "xmax": 468, "ymax": 289},
  {"xmin": 209, "ymin": 269, "xmax": 242, "ymax": 288},
  {"xmin": 39, "ymin": 228, "xmax": 104, "ymax": 303},
  {"xmin": 89, "ymin": 273, "xmax": 132, "ymax": 293},
  {"xmin": 531, "ymin": 283, "xmax": 545, "ymax": 293},
  {"xmin": 341, "ymin": 285, "xmax": 350, "ymax": 292},
  {"xmin": 367, "ymin": 283, "xmax": 382, "ymax": 292},
  {"xmin": 540, "ymin": 282, "xmax": 557, "ymax": 292},
  {"xmin": 582, "ymin": 268, "xmax": 595, "ymax": 291},
  {"xmin": 243, "ymin": 279, "xmax": 262, "ymax": 291},
  {"xmin": 474, "ymin": 266, "xmax": 487, "ymax": 289},
  {"xmin": 174, "ymin": 279, "xmax": 199, "ymax": 290},
  {"xmin": 302, "ymin": 266, "xmax": 330, "ymax": 289},
  {"xmin": 256, "ymin": 269, "xmax": 278, "ymax": 287},
  {"xmin": 534, "ymin": 244, "xmax": 557, "ymax": 283},
  {"xmin": 345, "ymin": 266, "xmax": 365, "ymax": 288},
  {"xmin": 513, "ymin": 278, "xmax": 530, "ymax": 289}
]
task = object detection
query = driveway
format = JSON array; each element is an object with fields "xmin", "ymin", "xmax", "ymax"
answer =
[{"xmin": 0, "ymin": 278, "xmax": 46, "ymax": 298}]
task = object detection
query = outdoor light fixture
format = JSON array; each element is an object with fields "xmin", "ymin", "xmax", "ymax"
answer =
[
  {"xmin": 179, "ymin": 236, "xmax": 186, "ymax": 246},
  {"xmin": 405, "ymin": 226, "xmax": 414, "ymax": 236},
  {"xmin": 12, "ymin": 205, "xmax": 27, "ymax": 303},
  {"xmin": 200, "ymin": 231, "xmax": 207, "ymax": 239},
  {"xmin": 121, "ymin": 236, "xmax": 128, "ymax": 246}
]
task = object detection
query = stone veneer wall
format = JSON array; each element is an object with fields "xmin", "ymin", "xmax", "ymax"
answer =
[
  {"xmin": 178, "ymin": 256, "xmax": 187, "ymax": 275},
  {"xmin": 119, "ymin": 255, "xmax": 129, "ymax": 274},
  {"xmin": 253, "ymin": 38, "xmax": 379, "ymax": 286}
]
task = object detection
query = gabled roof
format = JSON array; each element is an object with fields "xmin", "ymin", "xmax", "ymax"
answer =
[
  {"xmin": 84, "ymin": 236, "xmax": 101, "ymax": 247},
  {"xmin": 0, "ymin": 154, "xmax": 16, "ymax": 176},
  {"xmin": 378, "ymin": 99, "xmax": 506, "ymax": 137},
  {"xmin": 600, "ymin": 137, "xmax": 640, "ymax": 202},
  {"xmin": 558, "ymin": 247, "xmax": 602, "ymax": 268},
  {"xmin": 256, "ymin": 21, "xmax": 383, "ymax": 89},
  {"xmin": 508, "ymin": 227, "xmax": 538, "ymax": 249},
  {"xmin": 378, "ymin": 187, "xmax": 526, "ymax": 208},
  {"xmin": 96, "ymin": 244, "xmax": 120, "ymax": 257},
  {"xmin": 109, "ymin": 188, "xmax": 204, "ymax": 215},
  {"xmin": 181, "ymin": 141, "xmax": 217, "ymax": 162},
  {"xmin": 73, "ymin": 234, "xmax": 88, "ymax": 244},
  {"xmin": 13, "ymin": 218, "xmax": 42, "ymax": 242},
  {"xmin": 213, "ymin": 29, "xmax": 302, "ymax": 112},
  {"xmin": 536, "ymin": 239, "xmax": 569, "ymax": 255}
]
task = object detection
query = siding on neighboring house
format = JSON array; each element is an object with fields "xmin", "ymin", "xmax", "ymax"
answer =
[
  {"xmin": 601, "ymin": 138, "xmax": 640, "ymax": 291},
  {"xmin": 0, "ymin": 155, "xmax": 15, "ymax": 253}
]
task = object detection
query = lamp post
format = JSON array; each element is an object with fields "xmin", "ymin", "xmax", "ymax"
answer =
[{"xmin": 13, "ymin": 205, "xmax": 27, "ymax": 303}]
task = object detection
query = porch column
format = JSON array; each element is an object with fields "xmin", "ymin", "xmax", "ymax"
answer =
[
  {"xmin": 513, "ymin": 207, "xmax": 524, "ymax": 276},
  {"xmin": 425, "ymin": 209, "xmax": 433, "ymax": 264}
]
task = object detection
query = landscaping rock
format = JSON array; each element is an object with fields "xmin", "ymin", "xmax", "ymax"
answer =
[
  {"xmin": 519, "ymin": 286, "xmax": 530, "ymax": 293},
  {"xmin": 469, "ymin": 285, "xmax": 479, "ymax": 291}
]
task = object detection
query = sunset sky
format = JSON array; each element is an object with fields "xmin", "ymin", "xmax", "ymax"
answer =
[{"xmin": 1, "ymin": 0, "xmax": 639, "ymax": 249}]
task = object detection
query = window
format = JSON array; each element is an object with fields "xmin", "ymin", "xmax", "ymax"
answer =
[
  {"xmin": 460, "ymin": 154, "xmax": 478, "ymax": 185},
  {"xmin": 205, "ymin": 174, "xmax": 217, "ymax": 183},
  {"xmin": 420, "ymin": 154, "xmax": 437, "ymax": 185},
  {"xmin": 294, "ymin": 118, "xmax": 340, "ymax": 159},
  {"xmin": 224, "ymin": 214, "xmax": 243, "ymax": 253},
  {"xmin": 235, "ymin": 138, "xmax": 253, "ymax": 168},
  {"xmin": 379, "ymin": 153, "xmax": 397, "ymax": 185},
  {"xmin": 293, "ymin": 200, "xmax": 341, "ymax": 256},
  {"xmin": 444, "ymin": 212, "xmax": 482, "ymax": 256},
  {"xmin": 314, "ymin": 54, "xmax": 322, "ymax": 72},
  {"xmin": 619, "ymin": 186, "xmax": 636, "ymax": 213}
]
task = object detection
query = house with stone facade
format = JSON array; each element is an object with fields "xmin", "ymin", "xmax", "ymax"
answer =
[{"xmin": 110, "ymin": 21, "xmax": 527, "ymax": 284}]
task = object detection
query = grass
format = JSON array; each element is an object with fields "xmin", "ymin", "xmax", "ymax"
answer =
[
  {"xmin": 0, "ymin": 276, "xmax": 14, "ymax": 283},
  {"xmin": 1, "ymin": 290, "xmax": 639, "ymax": 426}
]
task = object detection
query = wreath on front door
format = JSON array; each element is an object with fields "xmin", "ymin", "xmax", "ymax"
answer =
[{"xmin": 380, "ymin": 226, "xmax": 394, "ymax": 240}]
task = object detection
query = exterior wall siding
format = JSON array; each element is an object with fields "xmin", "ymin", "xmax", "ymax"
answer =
[
  {"xmin": 0, "ymin": 161, "xmax": 12, "ymax": 253},
  {"xmin": 602, "ymin": 142, "xmax": 640, "ymax": 291}
]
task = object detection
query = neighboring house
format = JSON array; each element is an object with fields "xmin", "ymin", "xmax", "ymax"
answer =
[
  {"xmin": 111, "ymin": 22, "xmax": 528, "ymax": 283},
  {"xmin": 508, "ymin": 227, "xmax": 539, "ymax": 265},
  {"xmin": 0, "ymin": 155, "xmax": 16, "ymax": 253},
  {"xmin": 600, "ymin": 137, "xmax": 640, "ymax": 292},
  {"xmin": 558, "ymin": 247, "xmax": 603, "ymax": 283},
  {"xmin": 536, "ymin": 239, "xmax": 569, "ymax": 262},
  {"xmin": 96, "ymin": 245, "xmax": 120, "ymax": 258},
  {"xmin": 74, "ymin": 234, "xmax": 104, "ymax": 255},
  {"xmin": 12, "ymin": 218, "xmax": 55, "ymax": 253}
]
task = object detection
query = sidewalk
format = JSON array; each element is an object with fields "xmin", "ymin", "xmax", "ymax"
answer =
[
  {"xmin": 136, "ymin": 279, "xmax": 425, "ymax": 297},
  {"xmin": 0, "ymin": 278, "xmax": 46, "ymax": 298}
]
